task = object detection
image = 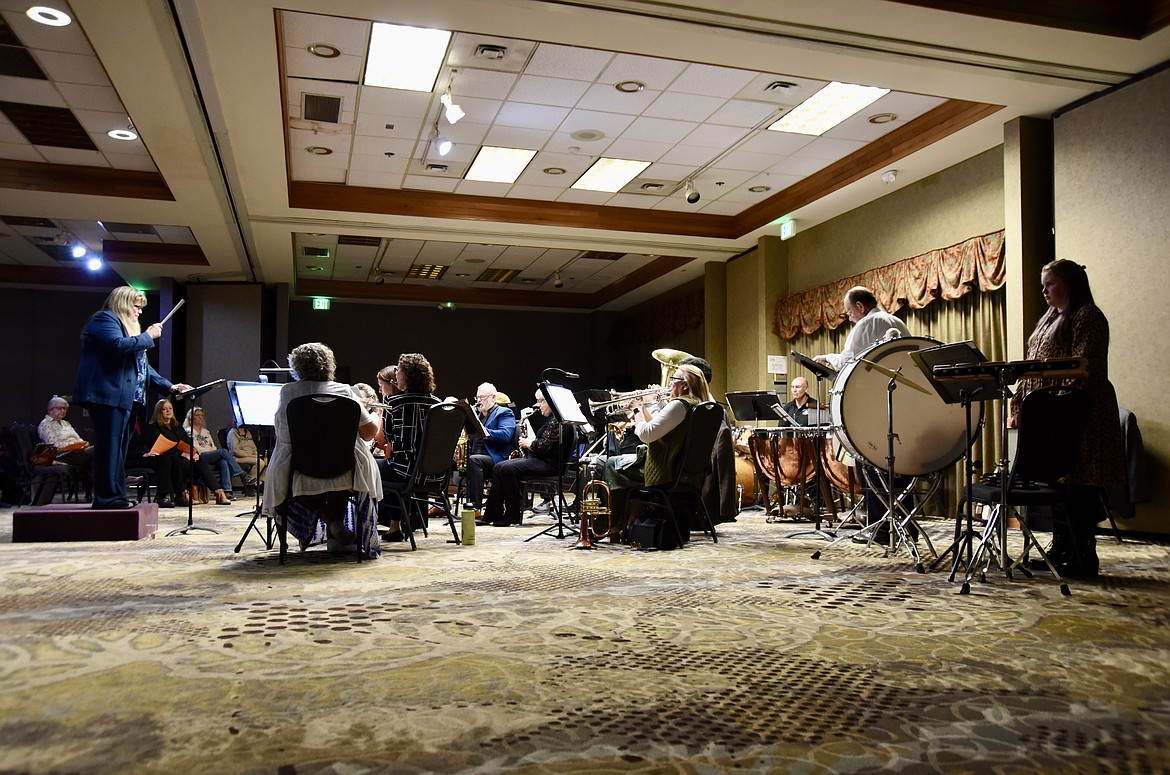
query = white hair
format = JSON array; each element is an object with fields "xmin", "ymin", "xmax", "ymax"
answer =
[{"xmin": 478, "ymin": 382, "xmax": 497, "ymax": 395}]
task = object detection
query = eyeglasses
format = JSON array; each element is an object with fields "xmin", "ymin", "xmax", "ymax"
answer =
[
  {"xmin": 669, "ymin": 376, "xmax": 685, "ymax": 383},
  {"xmin": 475, "ymin": 395, "xmax": 493, "ymax": 401}
]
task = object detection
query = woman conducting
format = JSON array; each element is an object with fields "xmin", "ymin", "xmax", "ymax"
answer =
[
  {"xmin": 1011, "ymin": 259, "xmax": 1124, "ymax": 577},
  {"xmin": 73, "ymin": 287, "xmax": 191, "ymax": 509},
  {"xmin": 262, "ymin": 343, "xmax": 382, "ymax": 556}
]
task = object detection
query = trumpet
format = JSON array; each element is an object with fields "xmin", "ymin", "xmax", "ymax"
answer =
[{"xmin": 588, "ymin": 387, "xmax": 670, "ymax": 414}]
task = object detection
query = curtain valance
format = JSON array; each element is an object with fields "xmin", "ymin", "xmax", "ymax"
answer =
[{"xmin": 773, "ymin": 230, "xmax": 1005, "ymax": 340}]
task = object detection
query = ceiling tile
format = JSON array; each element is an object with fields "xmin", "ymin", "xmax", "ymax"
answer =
[
  {"xmin": 673, "ymin": 124, "xmax": 749, "ymax": 150},
  {"xmin": 483, "ymin": 125, "xmax": 551, "ymax": 149},
  {"xmin": 576, "ymin": 82, "xmax": 659, "ymax": 114},
  {"xmin": 605, "ymin": 192, "xmax": 663, "ymax": 209},
  {"xmin": 671, "ymin": 63, "xmax": 756, "ymax": 97},
  {"xmin": 456, "ymin": 180, "xmax": 514, "ymax": 197},
  {"xmin": 402, "ymin": 174, "xmax": 459, "ymax": 192},
  {"xmin": 620, "ymin": 116, "xmax": 697, "ymax": 144},
  {"xmin": 509, "ymin": 74, "xmax": 590, "ymax": 107},
  {"xmin": 56, "ymin": 83, "xmax": 123, "ymax": 112},
  {"xmin": 656, "ymin": 144, "xmax": 722, "ymax": 168},
  {"xmin": 705, "ymin": 98, "xmax": 781, "ymax": 128},
  {"xmin": 526, "ymin": 43, "xmax": 612, "ymax": 80},
  {"xmin": 495, "ymin": 102, "xmax": 570, "ymax": 131},
  {"xmin": 35, "ymin": 146, "xmax": 106, "ymax": 165},
  {"xmin": 33, "ymin": 51, "xmax": 107, "ymax": 86},
  {"xmin": 0, "ymin": 74, "xmax": 64, "ymax": 105},
  {"xmin": 603, "ymin": 136, "xmax": 673, "ymax": 161},
  {"xmin": 0, "ymin": 140, "xmax": 44, "ymax": 162},
  {"xmin": 644, "ymin": 91, "xmax": 726, "ymax": 122},
  {"xmin": 790, "ymin": 136, "xmax": 868, "ymax": 162},
  {"xmin": 448, "ymin": 67, "xmax": 518, "ymax": 100},
  {"xmin": 284, "ymin": 46, "xmax": 364, "ymax": 83},
  {"xmin": 357, "ymin": 86, "xmax": 431, "ymax": 118}
]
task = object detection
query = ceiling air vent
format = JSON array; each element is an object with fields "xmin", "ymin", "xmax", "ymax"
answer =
[
  {"xmin": 302, "ymin": 94, "xmax": 342, "ymax": 123},
  {"xmin": 577, "ymin": 251, "xmax": 624, "ymax": 261},
  {"xmin": 338, "ymin": 235, "xmax": 381, "ymax": 247},
  {"xmin": 474, "ymin": 44, "xmax": 507, "ymax": 60},
  {"xmin": 302, "ymin": 246, "xmax": 331, "ymax": 258}
]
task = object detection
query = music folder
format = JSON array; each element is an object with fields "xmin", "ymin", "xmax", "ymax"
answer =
[
  {"xmin": 450, "ymin": 399, "xmax": 487, "ymax": 439},
  {"xmin": 174, "ymin": 378, "xmax": 226, "ymax": 400},
  {"xmin": 790, "ymin": 350, "xmax": 837, "ymax": 381},
  {"xmin": 909, "ymin": 341, "xmax": 991, "ymax": 405}
]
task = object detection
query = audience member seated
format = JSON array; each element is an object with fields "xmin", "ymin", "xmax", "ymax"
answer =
[
  {"xmin": 227, "ymin": 423, "xmax": 267, "ymax": 493},
  {"xmin": 37, "ymin": 395, "xmax": 94, "ymax": 500},
  {"xmin": 143, "ymin": 398, "xmax": 230, "ymax": 507},
  {"xmin": 377, "ymin": 353, "xmax": 440, "ymax": 541},
  {"xmin": 480, "ymin": 390, "xmax": 561, "ymax": 527},
  {"xmin": 184, "ymin": 406, "xmax": 255, "ymax": 500},
  {"xmin": 261, "ymin": 342, "xmax": 382, "ymax": 555}
]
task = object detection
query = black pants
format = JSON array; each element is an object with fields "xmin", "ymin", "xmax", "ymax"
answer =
[
  {"xmin": 465, "ymin": 453, "xmax": 495, "ymax": 509},
  {"xmin": 484, "ymin": 456, "xmax": 556, "ymax": 523}
]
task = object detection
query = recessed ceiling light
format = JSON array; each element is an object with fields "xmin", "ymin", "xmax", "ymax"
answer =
[
  {"xmin": 455, "ymin": 273, "xmax": 469, "ymax": 278},
  {"xmin": 26, "ymin": 6, "xmax": 70, "ymax": 26},
  {"xmin": 748, "ymin": 185, "xmax": 771, "ymax": 193},
  {"xmin": 308, "ymin": 43, "xmax": 341, "ymax": 58},
  {"xmin": 306, "ymin": 146, "xmax": 332, "ymax": 155},
  {"xmin": 543, "ymin": 167, "xmax": 566, "ymax": 175},
  {"xmin": 615, "ymin": 80, "xmax": 645, "ymax": 93},
  {"xmin": 464, "ymin": 258, "xmax": 486, "ymax": 264},
  {"xmin": 767, "ymin": 81, "xmax": 890, "ymax": 136},
  {"xmin": 364, "ymin": 23, "xmax": 451, "ymax": 92},
  {"xmin": 868, "ymin": 112, "xmax": 898, "ymax": 124},
  {"xmin": 640, "ymin": 182, "xmax": 664, "ymax": 191},
  {"xmin": 573, "ymin": 157, "xmax": 651, "ymax": 193},
  {"xmin": 466, "ymin": 146, "xmax": 537, "ymax": 183},
  {"xmin": 570, "ymin": 128, "xmax": 605, "ymax": 142},
  {"xmin": 107, "ymin": 128, "xmax": 138, "ymax": 141}
]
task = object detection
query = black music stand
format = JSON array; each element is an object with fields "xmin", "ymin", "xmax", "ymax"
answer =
[
  {"xmin": 166, "ymin": 379, "xmax": 226, "ymax": 536},
  {"xmin": 790, "ymin": 350, "xmax": 837, "ymax": 417},
  {"xmin": 227, "ymin": 380, "xmax": 283, "ymax": 552},
  {"xmin": 909, "ymin": 342, "xmax": 992, "ymax": 578},
  {"xmin": 525, "ymin": 382, "xmax": 587, "ymax": 542},
  {"xmin": 726, "ymin": 391, "xmax": 785, "ymax": 513}
]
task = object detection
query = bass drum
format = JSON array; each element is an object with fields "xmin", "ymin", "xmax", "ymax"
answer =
[{"xmin": 829, "ymin": 336, "xmax": 982, "ymax": 477}]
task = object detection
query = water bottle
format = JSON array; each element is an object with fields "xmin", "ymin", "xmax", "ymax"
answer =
[{"xmin": 461, "ymin": 508, "xmax": 476, "ymax": 545}]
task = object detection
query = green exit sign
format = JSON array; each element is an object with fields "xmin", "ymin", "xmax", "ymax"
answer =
[{"xmin": 312, "ymin": 298, "xmax": 330, "ymax": 311}]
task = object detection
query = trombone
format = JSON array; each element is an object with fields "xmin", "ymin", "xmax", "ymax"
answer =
[{"xmin": 587, "ymin": 387, "xmax": 671, "ymax": 414}]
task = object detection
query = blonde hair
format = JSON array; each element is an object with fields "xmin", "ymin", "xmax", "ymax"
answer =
[
  {"xmin": 102, "ymin": 286, "xmax": 147, "ymax": 336},
  {"xmin": 675, "ymin": 363, "xmax": 709, "ymax": 401}
]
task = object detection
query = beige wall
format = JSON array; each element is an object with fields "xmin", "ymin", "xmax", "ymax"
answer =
[{"xmin": 1054, "ymin": 67, "xmax": 1170, "ymax": 532}]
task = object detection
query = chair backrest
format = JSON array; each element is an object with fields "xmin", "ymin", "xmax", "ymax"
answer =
[
  {"xmin": 672, "ymin": 401, "xmax": 724, "ymax": 488},
  {"xmin": 409, "ymin": 402, "xmax": 466, "ymax": 487},
  {"xmin": 216, "ymin": 427, "xmax": 229, "ymax": 450},
  {"xmin": 1012, "ymin": 386, "xmax": 1092, "ymax": 487},
  {"xmin": 285, "ymin": 394, "xmax": 360, "ymax": 480}
]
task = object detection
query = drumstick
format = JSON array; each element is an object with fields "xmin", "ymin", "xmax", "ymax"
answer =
[
  {"xmin": 856, "ymin": 358, "xmax": 931, "ymax": 395},
  {"xmin": 158, "ymin": 298, "xmax": 185, "ymax": 327}
]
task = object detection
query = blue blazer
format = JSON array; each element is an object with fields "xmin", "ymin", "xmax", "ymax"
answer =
[
  {"xmin": 481, "ymin": 404, "xmax": 517, "ymax": 464},
  {"xmin": 73, "ymin": 310, "xmax": 172, "ymax": 411}
]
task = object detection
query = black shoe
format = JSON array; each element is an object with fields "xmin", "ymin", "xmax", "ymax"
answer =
[
  {"xmin": 158, "ymin": 494, "xmax": 175, "ymax": 508},
  {"xmin": 381, "ymin": 530, "xmax": 406, "ymax": 542},
  {"xmin": 532, "ymin": 501, "xmax": 552, "ymax": 514},
  {"xmin": 94, "ymin": 500, "xmax": 134, "ymax": 510}
]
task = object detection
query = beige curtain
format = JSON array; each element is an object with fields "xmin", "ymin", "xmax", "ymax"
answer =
[{"xmin": 787, "ymin": 288, "xmax": 1007, "ymax": 516}]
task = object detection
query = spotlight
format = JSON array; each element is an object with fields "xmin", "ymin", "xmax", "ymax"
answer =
[
  {"xmin": 435, "ymin": 134, "xmax": 453, "ymax": 157},
  {"xmin": 70, "ymin": 243, "xmax": 87, "ymax": 259},
  {"xmin": 440, "ymin": 91, "xmax": 465, "ymax": 125},
  {"xmin": 86, "ymin": 256, "xmax": 103, "ymax": 271},
  {"xmin": 684, "ymin": 179, "xmax": 700, "ymax": 204},
  {"xmin": 374, "ymin": 274, "xmax": 385, "ymax": 285},
  {"xmin": 553, "ymin": 271, "xmax": 564, "ymax": 289}
]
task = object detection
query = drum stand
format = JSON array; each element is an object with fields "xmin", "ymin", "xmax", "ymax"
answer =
[
  {"xmin": 784, "ymin": 429, "xmax": 838, "ymax": 541},
  {"xmin": 811, "ymin": 368, "xmax": 936, "ymax": 572}
]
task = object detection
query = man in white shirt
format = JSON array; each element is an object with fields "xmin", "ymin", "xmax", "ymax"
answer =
[{"xmin": 815, "ymin": 286, "xmax": 910, "ymax": 370}]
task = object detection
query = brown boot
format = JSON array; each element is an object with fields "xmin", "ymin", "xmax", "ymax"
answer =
[{"xmin": 215, "ymin": 488, "xmax": 231, "ymax": 505}]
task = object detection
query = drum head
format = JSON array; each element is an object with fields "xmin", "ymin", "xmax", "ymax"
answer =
[{"xmin": 829, "ymin": 336, "xmax": 982, "ymax": 476}]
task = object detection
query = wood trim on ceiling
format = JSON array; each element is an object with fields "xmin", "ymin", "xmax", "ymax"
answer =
[
  {"xmin": 102, "ymin": 240, "xmax": 208, "ymax": 266},
  {"xmin": 296, "ymin": 255, "xmax": 695, "ymax": 309},
  {"xmin": 0, "ymin": 159, "xmax": 173, "ymax": 201},
  {"xmin": 288, "ymin": 99, "xmax": 999, "ymax": 241},
  {"xmin": 0, "ymin": 263, "xmax": 124, "ymax": 287},
  {"xmin": 884, "ymin": 0, "xmax": 1170, "ymax": 39}
]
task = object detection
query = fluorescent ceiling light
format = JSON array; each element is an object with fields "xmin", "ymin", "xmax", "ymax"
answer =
[
  {"xmin": 572, "ymin": 158, "xmax": 651, "ymax": 193},
  {"xmin": 440, "ymin": 91, "xmax": 465, "ymax": 124},
  {"xmin": 466, "ymin": 146, "xmax": 537, "ymax": 183},
  {"xmin": 767, "ymin": 81, "xmax": 890, "ymax": 136},
  {"xmin": 364, "ymin": 23, "xmax": 451, "ymax": 92}
]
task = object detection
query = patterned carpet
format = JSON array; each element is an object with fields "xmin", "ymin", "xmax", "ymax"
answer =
[{"xmin": 2, "ymin": 502, "xmax": 1170, "ymax": 775}]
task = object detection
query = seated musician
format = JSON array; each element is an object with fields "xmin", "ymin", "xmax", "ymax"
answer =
[
  {"xmin": 227, "ymin": 422, "xmax": 267, "ymax": 491},
  {"xmin": 479, "ymin": 390, "xmax": 560, "ymax": 527},
  {"xmin": 680, "ymin": 356, "xmax": 738, "ymax": 524},
  {"xmin": 144, "ymin": 398, "xmax": 231, "ymax": 507},
  {"xmin": 464, "ymin": 382, "xmax": 517, "ymax": 518},
  {"xmin": 261, "ymin": 342, "xmax": 381, "ymax": 555},
  {"xmin": 782, "ymin": 376, "xmax": 821, "ymax": 426},
  {"xmin": 377, "ymin": 353, "xmax": 440, "ymax": 541},
  {"xmin": 372, "ymin": 367, "xmax": 397, "ymax": 459},
  {"xmin": 603, "ymin": 364, "xmax": 709, "ymax": 538}
]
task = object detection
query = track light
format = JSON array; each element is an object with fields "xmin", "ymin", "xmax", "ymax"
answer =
[
  {"xmin": 440, "ymin": 90, "xmax": 464, "ymax": 125},
  {"xmin": 86, "ymin": 256, "xmax": 103, "ymax": 271},
  {"xmin": 554, "ymin": 271, "xmax": 564, "ymax": 289},
  {"xmin": 431, "ymin": 128, "xmax": 453, "ymax": 157},
  {"xmin": 684, "ymin": 179, "xmax": 700, "ymax": 204},
  {"xmin": 70, "ymin": 243, "xmax": 87, "ymax": 259}
]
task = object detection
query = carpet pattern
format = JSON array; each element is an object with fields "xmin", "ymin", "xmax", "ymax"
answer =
[{"xmin": 2, "ymin": 505, "xmax": 1170, "ymax": 774}]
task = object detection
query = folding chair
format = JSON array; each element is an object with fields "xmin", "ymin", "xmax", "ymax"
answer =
[
  {"xmin": 380, "ymin": 402, "xmax": 466, "ymax": 548},
  {"xmin": 627, "ymin": 401, "xmax": 723, "ymax": 548},
  {"xmin": 523, "ymin": 424, "xmax": 580, "ymax": 541},
  {"xmin": 278, "ymin": 394, "xmax": 364, "ymax": 563}
]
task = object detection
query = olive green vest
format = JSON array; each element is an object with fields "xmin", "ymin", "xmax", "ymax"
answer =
[{"xmin": 644, "ymin": 395, "xmax": 698, "ymax": 487}]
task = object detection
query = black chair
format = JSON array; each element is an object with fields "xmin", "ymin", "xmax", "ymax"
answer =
[
  {"xmin": 523, "ymin": 423, "xmax": 580, "ymax": 542},
  {"xmin": 380, "ymin": 402, "xmax": 466, "ymax": 548},
  {"xmin": 2, "ymin": 424, "xmax": 71, "ymax": 505},
  {"xmin": 279, "ymin": 393, "xmax": 364, "ymax": 563},
  {"xmin": 626, "ymin": 401, "xmax": 723, "ymax": 548},
  {"xmin": 960, "ymin": 386, "xmax": 1092, "ymax": 595}
]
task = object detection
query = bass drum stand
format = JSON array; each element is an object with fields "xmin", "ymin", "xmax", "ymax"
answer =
[{"xmin": 811, "ymin": 365, "xmax": 937, "ymax": 572}]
